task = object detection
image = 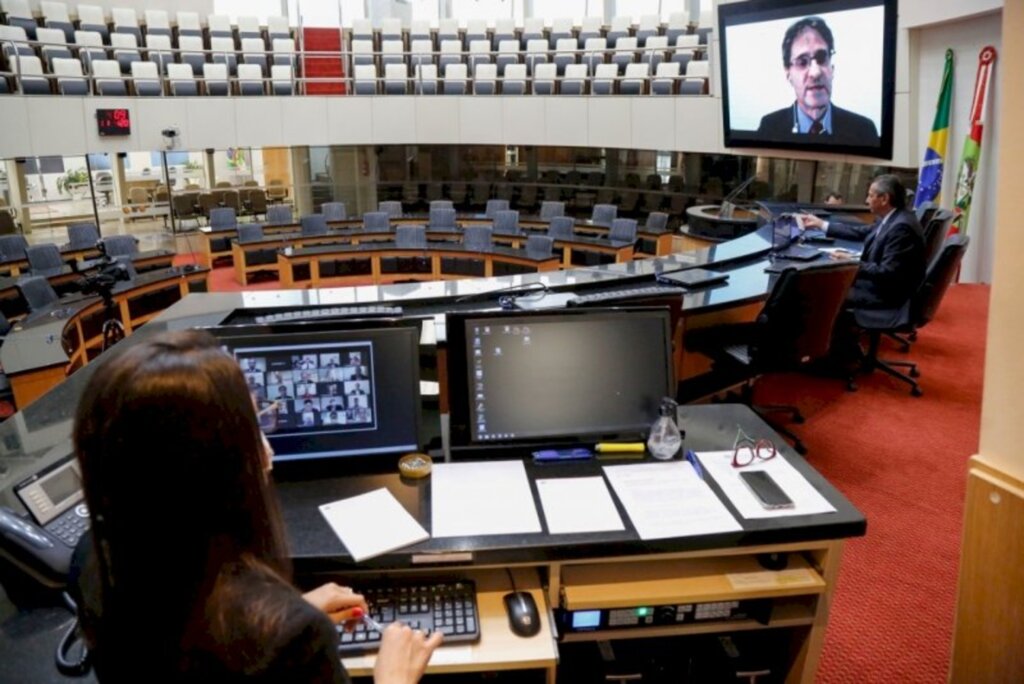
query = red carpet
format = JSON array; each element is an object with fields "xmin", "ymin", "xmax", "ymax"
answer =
[
  {"xmin": 754, "ymin": 284, "xmax": 987, "ymax": 683},
  {"xmin": 181, "ymin": 254, "xmax": 987, "ymax": 681}
]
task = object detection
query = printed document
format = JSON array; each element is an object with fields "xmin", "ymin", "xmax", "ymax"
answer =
[
  {"xmin": 536, "ymin": 476, "xmax": 625, "ymax": 534},
  {"xmin": 319, "ymin": 488, "xmax": 429, "ymax": 562},
  {"xmin": 603, "ymin": 462, "xmax": 741, "ymax": 540},
  {"xmin": 431, "ymin": 460, "xmax": 543, "ymax": 537},
  {"xmin": 696, "ymin": 450, "xmax": 836, "ymax": 518}
]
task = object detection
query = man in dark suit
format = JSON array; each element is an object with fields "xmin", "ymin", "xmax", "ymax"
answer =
[
  {"xmin": 800, "ymin": 174, "xmax": 925, "ymax": 309},
  {"xmin": 757, "ymin": 16, "xmax": 879, "ymax": 147}
]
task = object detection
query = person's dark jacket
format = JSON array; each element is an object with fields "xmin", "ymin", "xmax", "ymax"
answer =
[
  {"xmin": 827, "ymin": 208, "xmax": 925, "ymax": 309},
  {"xmin": 757, "ymin": 105, "xmax": 880, "ymax": 147}
]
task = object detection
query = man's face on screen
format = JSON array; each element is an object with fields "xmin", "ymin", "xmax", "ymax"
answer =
[{"xmin": 786, "ymin": 28, "xmax": 833, "ymax": 118}]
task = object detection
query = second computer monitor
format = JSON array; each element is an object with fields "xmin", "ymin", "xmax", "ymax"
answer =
[{"xmin": 447, "ymin": 308, "xmax": 675, "ymax": 449}]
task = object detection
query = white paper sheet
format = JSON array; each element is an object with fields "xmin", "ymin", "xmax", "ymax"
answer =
[
  {"xmin": 695, "ymin": 450, "xmax": 837, "ymax": 519},
  {"xmin": 535, "ymin": 476, "xmax": 625, "ymax": 534},
  {"xmin": 431, "ymin": 460, "xmax": 543, "ymax": 538},
  {"xmin": 602, "ymin": 462, "xmax": 741, "ymax": 540},
  {"xmin": 319, "ymin": 488, "xmax": 429, "ymax": 562}
]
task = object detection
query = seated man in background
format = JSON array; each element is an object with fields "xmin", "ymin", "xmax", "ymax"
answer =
[
  {"xmin": 824, "ymin": 191, "xmax": 844, "ymax": 205},
  {"xmin": 799, "ymin": 174, "xmax": 925, "ymax": 310}
]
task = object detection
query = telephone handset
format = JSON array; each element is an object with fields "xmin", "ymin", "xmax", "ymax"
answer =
[{"xmin": 0, "ymin": 458, "xmax": 89, "ymax": 586}]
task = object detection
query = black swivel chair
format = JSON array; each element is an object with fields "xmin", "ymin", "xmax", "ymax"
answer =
[
  {"xmin": 26, "ymin": 244, "xmax": 66, "ymax": 277},
  {"xmin": 16, "ymin": 276, "xmax": 60, "ymax": 313},
  {"xmin": 922, "ymin": 209, "xmax": 955, "ymax": 267},
  {"xmin": 853, "ymin": 234, "xmax": 970, "ymax": 397},
  {"xmin": 686, "ymin": 261, "xmax": 860, "ymax": 453}
]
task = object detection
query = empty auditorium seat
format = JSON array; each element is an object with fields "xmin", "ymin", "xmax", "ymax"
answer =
[
  {"xmin": 270, "ymin": 64, "xmax": 293, "ymax": 95},
  {"xmin": 92, "ymin": 59, "xmax": 126, "ymax": 95},
  {"xmin": 167, "ymin": 62, "xmax": 198, "ymax": 95},
  {"xmin": 473, "ymin": 62, "xmax": 497, "ymax": 94},
  {"xmin": 77, "ymin": 4, "xmax": 109, "ymax": 42},
  {"xmin": 237, "ymin": 63, "xmax": 264, "ymax": 95},
  {"xmin": 203, "ymin": 62, "xmax": 229, "ymax": 95},
  {"xmin": 179, "ymin": 35, "xmax": 206, "ymax": 74},
  {"xmin": 502, "ymin": 63, "xmax": 527, "ymax": 94},
  {"xmin": 111, "ymin": 7, "xmax": 142, "ymax": 44},
  {"xmin": 443, "ymin": 63, "xmax": 467, "ymax": 95},
  {"xmin": 131, "ymin": 60, "xmax": 161, "ymax": 96},
  {"xmin": 561, "ymin": 63, "xmax": 588, "ymax": 94},
  {"xmin": 111, "ymin": 33, "xmax": 142, "ymax": 73},
  {"xmin": 53, "ymin": 56, "xmax": 88, "ymax": 94}
]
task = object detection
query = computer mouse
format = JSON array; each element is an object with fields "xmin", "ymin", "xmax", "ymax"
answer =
[{"xmin": 503, "ymin": 591, "xmax": 541, "ymax": 637}]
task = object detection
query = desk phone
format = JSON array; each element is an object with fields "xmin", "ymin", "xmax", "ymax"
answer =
[{"xmin": 0, "ymin": 458, "xmax": 88, "ymax": 583}]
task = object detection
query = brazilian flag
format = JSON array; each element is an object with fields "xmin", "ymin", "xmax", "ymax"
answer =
[{"xmin": 915, "ymin": 50, "xmax": 954, "ymax": 208}]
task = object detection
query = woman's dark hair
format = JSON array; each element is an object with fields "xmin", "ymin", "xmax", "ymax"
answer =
[{"xmin": 74, "ymin": 330, "xmax": 290, "ymax": 673}]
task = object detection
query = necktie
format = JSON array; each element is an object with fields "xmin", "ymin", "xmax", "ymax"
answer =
[{"xmin": 809, "ymin": 120, "xmax": 824, "ymax": 135}]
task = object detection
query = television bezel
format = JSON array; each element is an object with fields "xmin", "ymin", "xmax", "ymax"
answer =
[{"xmin": 718, "ymin": 0, "xmax": 898, "ymax": 160}]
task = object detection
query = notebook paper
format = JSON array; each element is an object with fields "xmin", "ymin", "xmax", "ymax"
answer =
[{"xmin": 319, "ymin": 488, "xmax": 429, "ymax": 562}]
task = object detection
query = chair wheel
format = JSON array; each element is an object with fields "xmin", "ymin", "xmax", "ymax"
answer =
[
  {"xmin": 910, "ymin": 368, "xmax": 920, "ymax": 378},
  {"xmin": 911, "ymin": 387, "xmax": 923, "ymax": 397}
]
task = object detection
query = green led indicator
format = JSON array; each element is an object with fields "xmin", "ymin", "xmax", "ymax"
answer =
[{"xmin": 636, "ymin": 607, "xmax": 650, "ymax": 617}]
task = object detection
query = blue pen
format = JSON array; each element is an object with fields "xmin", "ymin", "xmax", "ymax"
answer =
[{"xmin": 684, "ymin": 450, "xmax": 704, "ymax": 480}]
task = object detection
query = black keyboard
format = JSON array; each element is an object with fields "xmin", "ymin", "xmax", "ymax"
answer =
[
  {"xmin": 254, "ymin": 305, "xmax": 403, "ymax": 325},
  {"xmin": 336, "ymin": 580, "xmax": 480, "ymax": 656},
  {"xmin": 567, "ymin": 284, "xmax": 684, "ymax": 307}
]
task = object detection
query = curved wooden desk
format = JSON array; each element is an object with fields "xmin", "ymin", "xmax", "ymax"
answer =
[{"xmin": 1, "ymin": 265, "xmax": 210, "ymax": 407}]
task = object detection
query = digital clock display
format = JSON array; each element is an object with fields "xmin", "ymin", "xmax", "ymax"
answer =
[{"xmin": 96, "ymin": 108, "xmax": 131, "ymax": 136}]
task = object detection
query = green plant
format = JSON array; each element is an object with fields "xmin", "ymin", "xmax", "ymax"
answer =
[
  {"xmin": 184, "ymin": 159, "xmax": 203, "ymax": 172},
  {"xmin": 56, "ymin": 168, "xmax": 89, "ymax": 195}
]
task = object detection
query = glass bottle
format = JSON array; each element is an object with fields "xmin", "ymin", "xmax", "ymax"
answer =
[{"xmin": 647, "ymin": 398, "xmax": 683, "ymax": 461}]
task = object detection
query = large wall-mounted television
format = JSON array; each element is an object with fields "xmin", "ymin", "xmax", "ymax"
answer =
[{"xmin": 719, "ymin": 0, "xmax": 897, "ymax": 159}]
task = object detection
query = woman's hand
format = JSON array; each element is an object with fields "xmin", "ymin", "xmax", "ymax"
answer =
[
  {"xmin": 373, "ymin": 622, "xmax": 444, "ymax": 684},
  {"xmin": 302, "ymin": 582, "xmax": 368, "ymax": 631}
]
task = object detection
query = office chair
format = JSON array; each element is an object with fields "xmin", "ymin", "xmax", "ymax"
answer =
[
  {"xmin": 592, "ymin": 203, "xmax": 617, "ymax": 226},
  {"xmin": 922, "ymin": 209, "xmax": 955, "ymax": 267},
  {"xmin": 385, "ymin": 226, "xmax": 431, "ymax": 276},
  {"xmin": 525, "ymin": 235, "xmax": 554, "ymax": 259},
  {"xmin": 0, "ymin": 234, "xmax": 28, "ymax": 261},
  {"xmin": 429, "ymin": 208, "xmax": 457, "ymax": 231},
  {"xmin": 645, "ymin": 212, "xmax": 669, "ymax": 231},
  {"xmin": 364, "ymin": 212, "xmax": 392, "ymax": 232},
  {"xmin": 686, "ymin": 261, "xmax": 859, "ymax": 453},
  {"xmin": 26, "ymin": 244, "xmax": 65, "ymax": 277},
  {"xmin": 236, "ymin": 224, "xmax": 278, "ymax": 266},
  {"xmin": 485, "ymin": 199, "xmax": 510, "ymax": 219},
  {"xmin": 321, "ymin": 202, "xmax": 347, "ymax": 222},
  {"xmin": 492, "ymin": 210, "xmax": 521, "ymax": 236},
  {"xmin": 539, "ymin": 201, "xmax": 565, "ymax": 220},
  {"xmin": 378, "ymin": 201, "xmax": 403, "ymax": 219},
  {"xmin": 853, "ymin": 234, "xmax": 969, "ymax": 397},
  {"xmin": 300, "ymin": 214, "xmax": 328, "ymax": 237},
  {"xmin": 267, "ymin": 205, "xmax": 293, "ymax": 226},
  {"xmin": 547, "ymin": 216, "xmax": 575, "ymax": 241},
  {"xmin": 16, "ymin": 276, "xmax": 60, "ymax": 313},
  {"xmin": 66, "ymin": 222, "xmax": 100, "ymax": 250},
  {"xmin": 209, "ymin": 208, "xmax": 238, "ymax": 230},
  {"xmin": 98, "ymin": 235, "xmax": 139, "ymax": 258},
  {"xmin": 430, "ymin": 200, "xmax": 454, "ymax": 212},
  {"xmin": 609, "ymin": 218, "xmax": 638, "ymax": 244},
  {"xmin": 915, "ymin": 201, "xmax": 937, "ymax": 227}
]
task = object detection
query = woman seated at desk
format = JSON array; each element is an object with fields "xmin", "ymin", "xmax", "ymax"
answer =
[{"xmin": 72, "ymin": 330, "xmax": 441, "ymax": 682}]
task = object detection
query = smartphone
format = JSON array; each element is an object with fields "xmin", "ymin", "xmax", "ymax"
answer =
[{"xmin": 739, "ymin": 471, "xmax": 794, "ymax": 509}]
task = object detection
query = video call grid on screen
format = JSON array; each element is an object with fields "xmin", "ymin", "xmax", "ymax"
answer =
[
  {"xmin": 463, "ymin": 313, "xmax": 673, "ymax": 443},
  {"xmin": 718, "ymin": 0, "xmax": 895, "ymax": 158},
  {"xmin": 234, "ymin": 341, "xmax": 379, "ymax": 436}
]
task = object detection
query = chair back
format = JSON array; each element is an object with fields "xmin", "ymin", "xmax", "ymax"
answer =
[
  {"xmin": 463, "ymin": 226, "xmax": 493, "ymax": 251},
  {"xmin": 547, "ymin": 216, "xmax": 575, "ymax": 240},
  {"xmin": 266, "ymin": 205, "xmax": 293, "ymax": 225},
  {"xmin": 378, "ymin": 201, "xmax": 403, "ymax": 218},
  {"xmin": 493, "ymin": 210, "xmax": 520, "ymax": 235},
  {"xmin": 67, "ymin": 222, "xmax": 100, "ymax": 249},
  {"xmin": 429, "ymin": 208, "xmax": 457, "ymax": 230},
  {"xmin": 911, "ymin": 234, "xmax": 970, "ymax": 328},
  {"xmin": 364, "ymin": 212, "xmax": 391, "ymax": 231},
  {"xmin": 300, "ymin": 214, "xmax": 328, "ymax": 237},
  {"xmin": 172, "ymin": 194, "xmax": 198, "ymax": 219},
  {"xmin": 525, "ymin": 235, "xmax": 554, "ymax": 259},
  {"xmin": 16, "ymin": 276, "xmax": 59, "ymax": 312},
  {"xmin": 609, "ymin": 218, "xmax": 638, "ymax": 243},
  {"xmin": 592, "ymin": 203, "xmax": 617, "ymax": 226},
  {"xmin": 645, "ymin": 212, "xmax": 669, "ymax": 231},
  {"xmin": 396, "ymin": 225, "xmax": 428, "ymax": 249},
  {"xmin": 100, "ymin": 235, "xmax": 138, "ymax": 257},
  {"xmin": 753, "ymin": 261, "xmax": 859, "ymax": 368},
  {"xmin": 485, "ymin": 199, "xmax": 509, "ymax": 218},
  {"xmin": 915, "ymin": 201, "xmax": 937, "ymax": 227},
  {"xmin": 0, "ymin": 234, "xmax": 28, "ymax": 260},
  {"xmin": 26, "ymin": 244, "xmax": 64, "ymax": 276},
  {"xmin": 321, "ymin": 202, "xmax": 347, "ymax": 221},
  {"xmin": 430, "ymin": 200, "xmax": 454, "ymax": 212},
  {"xmin": 209, "ymin": 207, "xmax": 237, "ymax": 229},
  {"xmin": 237, "ymin": 224, "xmax": 265, "ymax": 244},
  {"xmin": 539, "ymin": 201, "xmax": 565, "ymax": 221},
  {"xmin": 922, "ymin": 209, "xmax": 955, "ymax": 267}
]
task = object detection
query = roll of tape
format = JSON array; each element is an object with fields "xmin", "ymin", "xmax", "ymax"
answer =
[{"xmin": 398, "ymin": 453, "xmax": 433, "ymax": 479}]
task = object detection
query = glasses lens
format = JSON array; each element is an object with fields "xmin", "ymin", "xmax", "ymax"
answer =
[
  {"xmin": 754, "ymin": 441, "xmax": 775, "ymax": 460},
  {"xmin": 734, "ymin": 446, "xmax": 753, "ymax": 467},
  {"xmin": 793, "ymin": 49, "xmax": 831, "ymax": 69}
]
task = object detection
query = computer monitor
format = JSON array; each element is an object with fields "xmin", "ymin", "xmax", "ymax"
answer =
[
  {"xmin": 212, "ymin": 321, "xmax": 421, "ymax": 465},
  {"xmin": 446, "ymin": 308, "xmax": 675, "ymax": 450}
]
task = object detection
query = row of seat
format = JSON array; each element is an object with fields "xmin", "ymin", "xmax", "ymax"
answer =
[
  {"xmin": 0, "ymin": 2, "xmax": 291, "ymax": 48},
  {"xmin": 0, "ymin": 25, "xmax": 296, "ymax": 75},
  {"xmin": 0, "ymin": 227, "xmax": 138, "ymax": 275},
  {"xmin": 353, "ymin": 61, "xmax": 707, "ymax": 96}
]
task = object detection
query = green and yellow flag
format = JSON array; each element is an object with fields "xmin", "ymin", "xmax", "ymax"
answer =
[{"xmin": 914, "ymin": 50, "xmax": 954, "ymax": 208}]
